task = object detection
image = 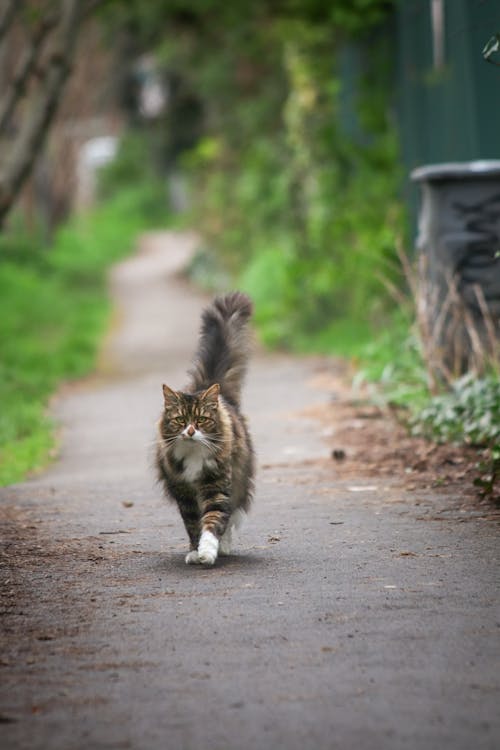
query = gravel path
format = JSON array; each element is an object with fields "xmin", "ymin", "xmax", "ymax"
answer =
[{"xmin": 1, "ymin": 231, "xmax": 499, "ymax": 750}]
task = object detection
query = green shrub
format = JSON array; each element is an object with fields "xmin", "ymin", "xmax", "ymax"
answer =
[
  {"xmin": 180, "ymin": 17, "xmax": 404, "ymax": 353},
  {"xmin": 410, "ymin": 374, "xmax": 500, "ymax": 447},
  {"xmin": 408, "ymin": 374, "xmax": 500, "ymax": 498}
]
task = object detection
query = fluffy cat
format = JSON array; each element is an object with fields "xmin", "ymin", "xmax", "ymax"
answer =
[{"xmin": 155, "ymin": 291, "xmax": 255, "ymax": 565}]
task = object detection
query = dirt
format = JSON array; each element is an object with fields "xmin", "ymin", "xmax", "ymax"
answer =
[{"xmin": 300, "ymin": 363, "xmax": 499, "ymax": 519}]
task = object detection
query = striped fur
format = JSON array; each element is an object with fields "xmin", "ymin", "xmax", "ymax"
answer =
[
  {"xmin": 155, "ymin": 292, "xmax": 255, "ymax": 565},
  {"xmin": 188, "ymin": 291, "xmax": 253, "ymax": 408}
]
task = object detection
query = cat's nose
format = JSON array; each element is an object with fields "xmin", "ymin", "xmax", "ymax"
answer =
[{"xmin": 186, "ymin": 424, "xmax": 195, "ymax": 437}]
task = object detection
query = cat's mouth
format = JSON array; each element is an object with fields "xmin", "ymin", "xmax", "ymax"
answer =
[{"xmin": 180, "ymin": 425, "xmax": 202, "ymax": 441}]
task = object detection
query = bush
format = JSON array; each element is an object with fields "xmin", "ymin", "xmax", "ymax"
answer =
[
  {"xmin": 354, "ymin": 264, "xmax": 500, "ymax": 499},
  {"xmin": 173, "ymin": 11, "xmax": 404, "ymax": 353},
  {"xmin": 410, "ymin": 374, "xmax": 500, "ymax": 447}
]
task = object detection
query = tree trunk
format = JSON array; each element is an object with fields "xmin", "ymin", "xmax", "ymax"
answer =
[
  {"xmin": 0, "ymin": 17, "xmax": 57, "ymax": 135},
  {"xmin": 0, "ymin": 0, "xmax": 83, "ymax": 225},
  {"xmin": 0, "ymin": 0, "xmax": 19, "ymax": 43}
]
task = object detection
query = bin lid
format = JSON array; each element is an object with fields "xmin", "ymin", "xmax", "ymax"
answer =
[{"xmin": 411, "ymin": 160, "xmax": 500, "ymax": 182}]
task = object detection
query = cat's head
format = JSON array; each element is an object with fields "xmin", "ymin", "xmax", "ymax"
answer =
[{"xmin": 160, "ymin": 383, "xmax": 220, "ymax": 445}]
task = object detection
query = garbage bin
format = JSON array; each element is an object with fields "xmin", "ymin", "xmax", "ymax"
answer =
[{"xmin": 411, "ymin": 160, "xmax": 500, "ymax": 376}]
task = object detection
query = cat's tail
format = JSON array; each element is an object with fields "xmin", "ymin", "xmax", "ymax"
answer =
[{"xmin": 189, "ymin": 291, "xmax": 253, "ymax": 408}]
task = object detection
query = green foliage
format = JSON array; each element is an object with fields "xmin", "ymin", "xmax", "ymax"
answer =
[
  {"xmin": 0, "ymin": 183, "xmax": 167, "ymax": 485},
  {"xmin": 408, "ymin": 374, "xmax": 500, "ymax": 499},
  {"xmin": 173, "ymin": 10, "xmax": 403, "ymax": 351},
  {"xmin": 473, "ymin": 446, "xmax": 500, "ymax": 499},
  {"xmin": 98, "ymin": 131, "xmax": 166, "ymax": 212},
  {"xmin": 355, "ymin": 315, "xmax": 500, "ymax": 499},
  {"xmin": 354, "ymin": 312, "xmax": 431, "ymax": 408},
  {"xmin": 102, "ymin": 0, "xmax": 401, "ymax": 352},
  {"xmin": 410, "ymin": 375, "xmax": 500, "ymax": 447}
]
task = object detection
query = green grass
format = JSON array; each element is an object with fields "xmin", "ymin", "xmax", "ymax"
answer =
[{"xmin": 0, "ymin": 183, "xmax": 167, "ymax": 486}]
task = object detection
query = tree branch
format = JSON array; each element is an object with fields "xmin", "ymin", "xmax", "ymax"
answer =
[
  {"xmin": 0, "ymin": 17, "xmax": 57, "ymax": 135},
  {"xmin": 0, "ymin": 0, "xmax": 84, "ymax": 224},
  {"xmin": 0, "ymin": 0, "xmax": 20, "ymax": 43},
  {"xmin": 84, "ymin": 0, "xmax": 109, "ymax": 17}
]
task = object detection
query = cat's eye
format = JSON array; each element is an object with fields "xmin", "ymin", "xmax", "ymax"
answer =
[
  {"xmin": 170, "ymin": 417, "xmax": 185, "ymax": 426},
  {"xmin": 197, "ymin": 417, "xmax": 213, "ymax": 426}
]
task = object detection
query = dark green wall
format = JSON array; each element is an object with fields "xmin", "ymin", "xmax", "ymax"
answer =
[{"xmin": 396, "ymin": 0, "xmax": 500, "ymax": 169}]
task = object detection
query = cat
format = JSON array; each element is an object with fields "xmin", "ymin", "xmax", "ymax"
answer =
[{"xmin": 155, "ymin": 291, "xmax": 255, "ymax": 565}]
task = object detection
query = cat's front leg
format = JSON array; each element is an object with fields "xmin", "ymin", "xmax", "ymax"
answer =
[
  {"xmin": 185, "ymin": 549, "xmax": 201, "ymax": 564},
  {"xmin": 175, "ymin": 490, "xmax": 202, "ymax": 564},
  {"xmin": 197, "ymin": 489, "xmax": 231, "ymax": 565}
]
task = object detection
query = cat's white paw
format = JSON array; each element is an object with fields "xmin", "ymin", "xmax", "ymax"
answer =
[
  {"xmin": 185, "ymin": 550, "xmax": 201, "ymax": 565},
  {"xmin": 198, "ymin": 530, "xmax": 219, "ymax": 565}
]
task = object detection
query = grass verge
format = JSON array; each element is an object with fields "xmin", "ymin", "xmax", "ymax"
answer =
[{"xmin": 0, "ymin": 183, "xmax": 167, "ymax": 486}]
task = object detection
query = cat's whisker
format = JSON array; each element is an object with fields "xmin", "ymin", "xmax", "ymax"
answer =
[
  {"xmin": 204, "ymin": 435, "xmax": 230, "ymax": 445},
  {"xmin": 196, "ymin": 438, "xmax": 219, "ymax": 453},
  {"xmin": 158, "ymin": 436, "xmax": 181, "ymax": 449}
]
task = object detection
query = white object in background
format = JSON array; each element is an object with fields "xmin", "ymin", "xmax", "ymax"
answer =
[{"xmin": 76, "ymin": 135, "xmax": 118, "ymax": 210}]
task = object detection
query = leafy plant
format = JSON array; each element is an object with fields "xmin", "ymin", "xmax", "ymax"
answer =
[
  {"xmin": 410, "ymin": 374, "xmax": 500, "ymax": 446},
  {"xmin": 474, "ymin": 445, "xmax": 500, "ymax": 499},
  {"xmin": 177, "ymin": 11, "xmax": 403, "ymax": 352},
  {"xmin": 355, "ymin": 252, "xmax": 500, "ymax": 500},
  {"xmin": 409, "ymin": 374, "xmax": 500, "ymax": 499}
]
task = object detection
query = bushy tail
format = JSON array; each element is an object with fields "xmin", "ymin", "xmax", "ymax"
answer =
[{"xmin": 189, "ymin": 291, "xmax": 253, "ymax": 407}]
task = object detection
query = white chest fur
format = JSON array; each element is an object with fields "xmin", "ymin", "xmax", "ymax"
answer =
[{"xmin": 173, "ymin": 439, "xmax": 215, "ymax": 482}]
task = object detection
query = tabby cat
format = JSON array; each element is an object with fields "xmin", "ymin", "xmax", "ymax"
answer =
[{"xmin": 155, "ymin": 291, "xmax": 255, "ymax": 565}]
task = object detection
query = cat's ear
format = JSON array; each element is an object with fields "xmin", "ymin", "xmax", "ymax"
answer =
[
  {"xmin": 201, "ymin": 383, "xmax": 220, "ymax": 405},
  {"xmin": 162, "ymin": 384, "xmax": 179, "ymax": 407}
]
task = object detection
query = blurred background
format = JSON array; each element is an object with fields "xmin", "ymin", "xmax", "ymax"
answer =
[{"xmin": 1, "ymin": 0, "xmax": 500, "ymax": 488}]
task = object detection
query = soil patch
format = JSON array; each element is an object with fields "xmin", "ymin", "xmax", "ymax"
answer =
[{"xmin": 304, "ymin": 366, "xmax": 500, "ymax": 521}]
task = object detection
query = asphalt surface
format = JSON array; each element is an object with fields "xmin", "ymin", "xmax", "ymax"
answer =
[{"xmin": 1, "ymin": 231, "xmax": 499, "ymax": 750}]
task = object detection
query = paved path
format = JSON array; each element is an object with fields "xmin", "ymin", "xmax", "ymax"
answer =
[{"xmin": 1, "ymin": 232, "xmax": 499, "ymax": 750}]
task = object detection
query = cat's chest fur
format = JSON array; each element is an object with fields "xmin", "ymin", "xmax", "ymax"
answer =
[{"xmin": 172, "ymin": 439, "xmax": 216, "ymax": 483}]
